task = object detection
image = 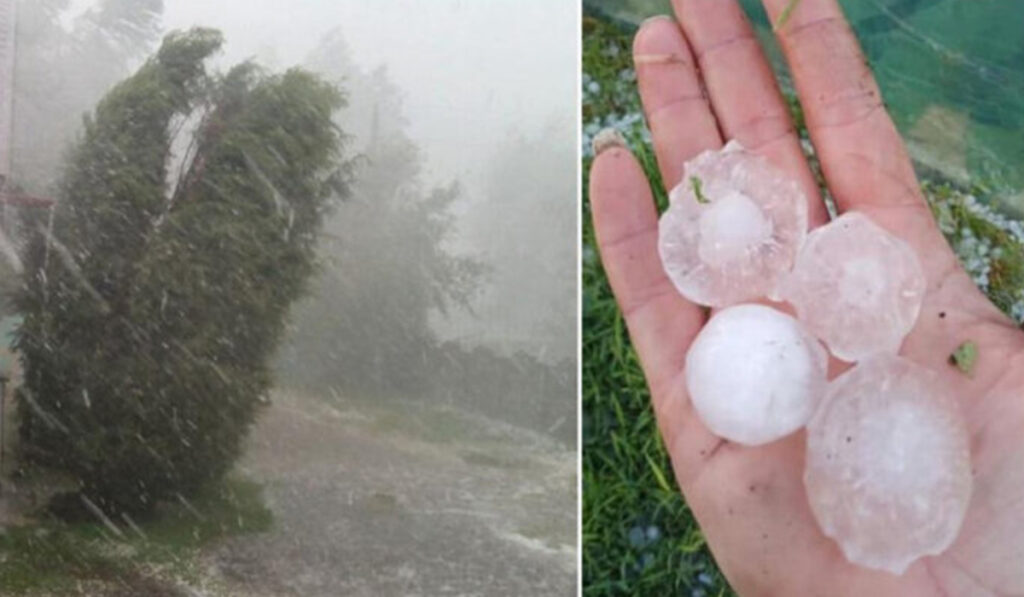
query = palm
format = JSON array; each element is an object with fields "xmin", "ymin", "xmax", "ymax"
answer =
[{"xmin": 588, "ymin": 1, "xmax": 1024, "ymax": 595}]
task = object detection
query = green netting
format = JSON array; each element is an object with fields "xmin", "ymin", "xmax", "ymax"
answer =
[{"xmin": 585, "ymin": 0, "xmax": 1024, "ymax": 214}]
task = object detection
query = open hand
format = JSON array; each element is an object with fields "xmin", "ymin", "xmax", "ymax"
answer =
[{"xmin": 588, "ymin": 1, "xmax": 1024, "ymax": 594}]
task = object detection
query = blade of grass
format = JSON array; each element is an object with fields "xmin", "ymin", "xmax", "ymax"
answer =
[{"xmin": 774, "ymin": 0, "xmax": 802, "ymax": 32}]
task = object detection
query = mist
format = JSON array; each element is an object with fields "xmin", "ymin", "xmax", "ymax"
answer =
[
  {"xmin": 160, "ymin": 0, "xmax": 579, "ymax": 363},
  {"xmin": 159, "ymin": 0, "xmax": 576, "ymax": 187},
  {"xmin": 0, "ymin": 0, "xmax": 578, "ymax": 594}
]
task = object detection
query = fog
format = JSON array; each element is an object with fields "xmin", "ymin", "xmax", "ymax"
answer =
[
  {"xmin": 12, "ymin": 0, "xmax": 578, "ymax": 382},
  {"xmin": 0, "ymin": 0, "xmax": 577, "ymax": 594},
  {"xmin": 162, "ymin": 0, "xmax": 581, "ymax": 362},
  {"xmin": 164, "ymin": 0, "xmax": 576, "ymax": 188}
]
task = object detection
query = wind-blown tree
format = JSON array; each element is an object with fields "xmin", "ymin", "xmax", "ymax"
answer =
[
  {"xmin": 14, "ymin": 28, "xmax": 347, "ymax": 514},
  {"xmin": 280, "ymin": 128, "xmax": 483, "ymax": 398},
  {"xmin": 277, "ymin": 32, "xmax": 574, "ymax": 442},
  {"xmin": 279, "ymin": 32, "xmax": 484, "ymax": 398}
]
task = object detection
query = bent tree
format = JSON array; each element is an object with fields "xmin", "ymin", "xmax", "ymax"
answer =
[{"xmin": 14, "ymin": 28, "xmax": 348, "ymax": 514}]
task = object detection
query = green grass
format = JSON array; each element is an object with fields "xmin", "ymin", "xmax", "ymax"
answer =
[
  {"xmin": 0, "ymin": 475, "xmax": 272, "ymax": 594},
  {"xmin": 583, "ymin": 14, "xmax": 732, "ymax": 597},
  {"xmin": 582, "ymin": 9, "xmax": 1024, "ymax": 596},
  {"xmin": 927, "ymin": 179, "xmax": 1024, "ymax": 319},
  {"xmin": 773, "ymin": 0, "xmax": 802, "ymax": 31}
]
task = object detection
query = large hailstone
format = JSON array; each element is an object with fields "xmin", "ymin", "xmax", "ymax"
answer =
[
  {"xmin": 805, "ymin": 355, "xmax": 972, "ymax": 574},
  {"xmin": 780, "ymin": 212, "xmax": 926, "ymax": 362},
  {"xmin": 685, "ymin": 304, "xmax": 827, "ymax": 446},
  {"xmin": 658, "ymin": 141, "xmax": 808, "ymax": 307}
]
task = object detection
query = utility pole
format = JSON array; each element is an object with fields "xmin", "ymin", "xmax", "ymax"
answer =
[
  {"xmin": 0, "ymin": 0, "xmax": 14, "ymax": 493},
  {"xmin": 0, "ymin": 0, "xmax": 53, "ymax": 205},
  {"xmin": 0, "ymin": 1, "xmax": 52, "ymax": 493},
  {"xmin": 0, "ymin": 0, "xmax": 14, "ymax": 189}
]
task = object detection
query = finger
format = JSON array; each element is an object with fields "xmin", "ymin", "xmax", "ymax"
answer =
[
  {"xmin": 633, "ymin": 16, "xmax": 722, "ymax": 189},
  {"xmin": 672, "ymin": 0, "xmax": 827, "ymax": 227},
  {"xmin": 764, "ymin": 0, "xmax": 918, "ymax": 197},
  {"xmin": 682, "ymin": 435, "xmax": 938, "ymax": 595},
  {"xmin": 759, "ymin": 0, "xmax": 961, "ymax": 279},
  {"xmin": 589, "ymin": 143, "xmax": 705, "ymax": 401}
]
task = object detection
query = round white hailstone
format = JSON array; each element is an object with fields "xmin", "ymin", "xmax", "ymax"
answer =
[
  {"xmin": 659, "ymin": 141, "xmax": 808, "ymax": 307},
  {"xmin": 685, "ymin": 304, "xmax": 827, "ymax": 446},
  {"xmin": 780, "ymin": 211, "xmax": 926, "ymax": 362},
  {"xmin": 805, "ymin": 355, "xmax": 972, "ymax": 575}
]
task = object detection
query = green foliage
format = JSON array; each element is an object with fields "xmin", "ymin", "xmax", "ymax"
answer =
[
  {"xmin": 926, "ymin": 180, "xmax": 1024, "ymax": 319},
  {"xmin": 14, "ymin": 28, "xmax": 347, "ymax": 514},
  {"xmin": 281, "ymin": 35, "xmax": 485, "ymax": 400},
  {"xmin": 774, "ymin": 0, "xmax": 802, "ymax": 31},
  {"xmin": 429, "ymin": 342, "xmax": 577, "ymax": 445},
  {"xmin": 282, "ymin": 167, "xmax": 483, "ymax": 399},
  {"xmin": 690, "ymin": 176, "xmax": 710, "ymax": 204},
  {"xmin": 0, "ymin": 476, "xmax": 271, "ymax": 593},
  {"xmin": 949, "ymin": 340, "xmax": 979, "ymax": 376}
]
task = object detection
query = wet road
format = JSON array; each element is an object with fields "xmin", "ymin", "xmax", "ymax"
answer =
[{"xmin": 201, "ymin": 392, "xmax": 577, "ymax": 597}]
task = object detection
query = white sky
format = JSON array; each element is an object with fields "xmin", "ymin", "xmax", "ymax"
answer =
[{"xmin": 158, "ymin": 0, "xmax": 578, "ymax": 187}]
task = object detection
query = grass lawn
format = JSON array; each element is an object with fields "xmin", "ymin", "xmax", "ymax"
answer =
[
  {"xmin": 0, "ymin": 475, "xmax": 271, "ymax": 594},
  {"xmin": 581, "ymin": 9, "xmax": 1024, "ymax": 596}
]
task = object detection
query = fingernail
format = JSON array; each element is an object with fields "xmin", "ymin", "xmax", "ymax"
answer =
[
  {"xmin": 640, "ymin": 15, "xmax": 675, "ymax": 28},
  {"xmin": 635, "ymin": 16, "xmax": 686, "ymax": 66},
  {"xmin": 593, "ymin": 128, "xmax": 627, "ymax": 157},
  {"xmin": 633, "ymin": 53, "xmax": 686, "ymax": 66}
]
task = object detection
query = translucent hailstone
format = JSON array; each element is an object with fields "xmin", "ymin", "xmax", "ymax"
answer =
[
  {"xmin": 685, "ymin": 304, "xmax": 827, "ymax": 446},
  {"xmin": 659, "ymin": 141, "xmax": 808, "ymax": 307},
  {"xmin": 805, "ymin": 355, "xmax": 972, "ymax": 574},
  {"xmin": 781, "ymin": 211, "xmax": 926, "ymax": 362}
]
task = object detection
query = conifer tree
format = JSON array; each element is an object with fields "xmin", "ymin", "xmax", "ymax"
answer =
[{"xmin": 15, "ymin": 28, "xmax": 347, "ymax": 513}]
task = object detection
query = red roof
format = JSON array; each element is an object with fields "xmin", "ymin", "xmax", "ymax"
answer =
[{"xmin": 0, "ymin": 192, "xmax": 54, "ymax": 208}]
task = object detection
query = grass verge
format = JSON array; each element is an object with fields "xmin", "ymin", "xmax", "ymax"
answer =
[{"xmin": 0, "ymin": 475, "xmax": 271, "ymax": 594}]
